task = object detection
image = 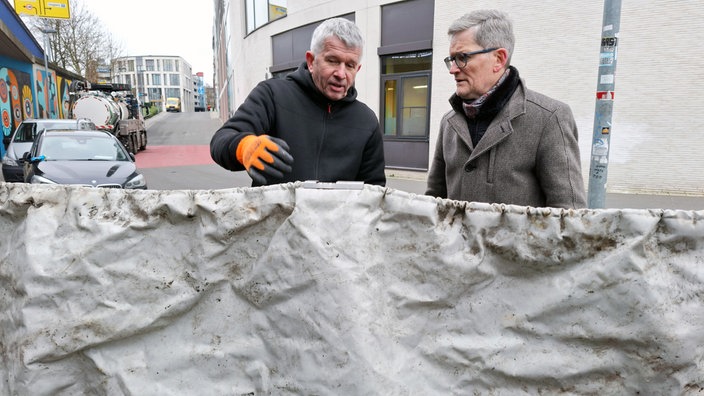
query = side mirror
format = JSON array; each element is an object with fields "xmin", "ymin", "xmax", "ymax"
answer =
[{"xmin": 23, "ymin": 153, "xmax": 45, "ymax": 163}]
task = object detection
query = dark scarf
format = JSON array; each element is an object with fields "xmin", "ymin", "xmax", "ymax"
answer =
[{"xmin": 454, "ymin": 66, "xmax": 520, "ymax": 146}]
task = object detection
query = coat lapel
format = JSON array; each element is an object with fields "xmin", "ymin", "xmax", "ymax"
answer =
[
  {"xmin": 447, "ymin": 112, "xmax": 475, "ymax": 150},
  {"xmin": 468, "ymin": 82, "xmax": 527, "ymax": 162}
]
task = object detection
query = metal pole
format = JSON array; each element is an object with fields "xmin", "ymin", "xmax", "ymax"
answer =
[
  {"xmin": 40, "ymin": 27, "xmax": 57, "ymax": 118},
  {"xmin": 135, "ymin": 65, "xmax": 141, "ymax": 117},
  {"xmin": 587, "ymin": 0, "xmax": 622, "ymax": 208},
  {"xmin": 135, "ymin": 63, "xmax": 144, "ymax": 119}
]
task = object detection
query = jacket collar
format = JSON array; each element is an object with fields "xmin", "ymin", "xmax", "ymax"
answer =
[
  {"xmin": 446, "ymin": 69, "xmax": 528, "ymax": 156},
  {"xmin": 449, "ymin": 66, "xmax": 520, "ymax": 118}
]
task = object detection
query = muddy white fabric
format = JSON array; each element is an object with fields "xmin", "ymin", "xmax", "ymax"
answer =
[{"xmin": 1, "ymin": 182, "xmax": 703, "ymax": 395}]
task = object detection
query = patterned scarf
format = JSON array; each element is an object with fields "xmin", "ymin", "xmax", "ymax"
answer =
[{"xmin": 462, "ymin": 68, "xmax": 512, "ymax": 119}]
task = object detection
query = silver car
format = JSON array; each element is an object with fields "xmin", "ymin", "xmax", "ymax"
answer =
[{"xmin": 2, "ymin": 118, "xmax": 97, "ymax": 182}]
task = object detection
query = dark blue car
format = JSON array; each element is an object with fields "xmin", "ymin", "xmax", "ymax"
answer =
[{"xmin": 22, "ymin": 129, "xmax": 147, "ymax": 189}]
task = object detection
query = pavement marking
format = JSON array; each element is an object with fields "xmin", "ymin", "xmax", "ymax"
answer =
[{"xmin": 135, "ymin": 145, "xmax": 214, "ymax": 169}]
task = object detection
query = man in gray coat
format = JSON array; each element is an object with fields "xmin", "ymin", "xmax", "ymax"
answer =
[{"xmin": 426, "ymin": 10, "xmax": 586, "ymax": 209}]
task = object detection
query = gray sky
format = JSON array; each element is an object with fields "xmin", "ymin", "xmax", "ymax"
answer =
[
  {"xmin": 12, "ymin": 0, "xmax": 216, "ymax": 85},
  {"xmin": 88, "ymin": 0, "xmax": 215, "ymax": 85}
]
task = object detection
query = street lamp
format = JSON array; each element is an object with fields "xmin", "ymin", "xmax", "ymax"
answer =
[{"xmin": 39, "ymin": 27, "xmax": 57, "ymax": 118}]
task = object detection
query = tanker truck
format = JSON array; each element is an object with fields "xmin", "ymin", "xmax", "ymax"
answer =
[{"xmin": 68, "ymin": 81, "xmax": 147, "ymax": 155}]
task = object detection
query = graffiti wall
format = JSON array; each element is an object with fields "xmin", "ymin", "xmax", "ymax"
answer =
[
  {"xmin": 0, "ymin": 66, "xmax": 33, "ymax": 148},
  {"xmin": 0, "ymin": 61, "xmax": 74, "ymax": 156},
  {"xmin": 33, "ymin": 65, "xmax": 58, "ymax": 120}
]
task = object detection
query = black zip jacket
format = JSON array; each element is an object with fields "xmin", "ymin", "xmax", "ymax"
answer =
[{"xmin": 210, "ymin": 62, "xmax": 386, "ymax": 187}]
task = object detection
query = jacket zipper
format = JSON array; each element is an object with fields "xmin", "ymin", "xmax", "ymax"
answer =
[{"xmin": 315, "ymin": 103, "xmax": 333, "ymax": 180}]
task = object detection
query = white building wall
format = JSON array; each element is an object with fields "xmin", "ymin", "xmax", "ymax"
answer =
[
  {"xmin": 226, "ymin": 0, "xmax": 704, "ymax": 196},
  {"xmin": 113, "ymin": 55, "xmax": 194, "ymax": 112}
]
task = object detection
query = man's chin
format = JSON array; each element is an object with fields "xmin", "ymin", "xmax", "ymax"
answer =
[
  {"xmin": 455, "ymin": 88, "xmax": 475, "ymax": 101},
  {"xmin": 326, "ymin": 89, "xmax": 347, "ymax": 101}
]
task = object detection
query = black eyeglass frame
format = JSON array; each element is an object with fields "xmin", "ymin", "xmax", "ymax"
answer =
[{"xmin": 443, "ymin": 48, "xmax": 499, "ymax": 70}]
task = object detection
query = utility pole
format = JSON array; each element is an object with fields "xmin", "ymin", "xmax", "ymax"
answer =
[
  {"xmin": 587, "ymin": 0, "xmax": 622, "ymax": 208},
  {"xmin": 135, "ymin": 61, "xmax": 143, "ymax": 119},
  {"xmin": 39, "ymin": 25, "xmax": 57, "ymax": 118}
]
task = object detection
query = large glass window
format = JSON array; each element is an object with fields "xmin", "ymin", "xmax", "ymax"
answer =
[
  {"xmin": 246, "ymin": 0, "xmax": 287, "ymax": 34},
  {"xmin": 148, "ymin": 88, "xmax": 162, "ymax": 102},
  {"xmin": 145, "ymin": 59, "xmax": 155, "ymax": 71},
  {"xmin": 169, "ymin": 74, "xmax": 180, "ymax": 86},
  {"xmin": 381, "ymin": 51, "xmax": 432, "ymax": 139},
  {"xmin": 163, "ymin": 59, "xmax": 174, "ymax": 72},
  {"xmin": 151, "ymin": 73, "xmax": 161, "ymax": 85},
  {"xmin": 165, "ymin": 88, "xmax": 180, "ymax": 98}
]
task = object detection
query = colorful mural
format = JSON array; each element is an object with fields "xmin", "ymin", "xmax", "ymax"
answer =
[
  {"xmin": 0, "ymin": 67, "xmax": 33, "ymax": 138},
  {"xmin": 0, "ymin": 65, "xmax": 73, "ymax": 157},
  {"xmin": 1, "ymin": 67, "xmax": 73, "ymax": 127},
  {"xmin": 56, "ymin": 75, "xmax": 71, "ymax": 118},
  {"xmin": 35, "ymin": 68, "xmax": 52, "ymax": 118},
  {"xmin": 0, "ymin": 70, "xmax": 10, "ymax": 139}
]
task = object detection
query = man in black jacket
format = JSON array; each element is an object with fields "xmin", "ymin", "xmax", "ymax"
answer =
[{"xmin": 210, "ymin": 18, "xmax": 386, "ymax": 186}]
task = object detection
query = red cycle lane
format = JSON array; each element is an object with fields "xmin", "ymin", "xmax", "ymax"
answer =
[{"xmin": 135, "ymin": 145, "xmax": 214, "ymax": 169}]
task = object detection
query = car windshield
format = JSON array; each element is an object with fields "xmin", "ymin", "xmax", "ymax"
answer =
[
  {"xmin": 39, "ymin": 135, "xmax": 129, "ymax": 161},
  {"xmin": 13, "ymin": 121, "xmax": 95, "ymax": 142}
]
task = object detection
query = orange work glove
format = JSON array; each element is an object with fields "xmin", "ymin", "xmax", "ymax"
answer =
[{"xmin": 236, "ymin": 134, "xmax": 294, "ymax": 184}]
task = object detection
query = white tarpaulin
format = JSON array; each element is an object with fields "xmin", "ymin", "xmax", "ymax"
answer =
[{"xmin": 1, "ymin": 181, "xmax": 703, "ymax": 395}]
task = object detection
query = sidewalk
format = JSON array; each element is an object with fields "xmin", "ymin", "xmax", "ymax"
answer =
[{"xmin": 385, "ymin": 172, "xmax": 703, "ymax": 211}]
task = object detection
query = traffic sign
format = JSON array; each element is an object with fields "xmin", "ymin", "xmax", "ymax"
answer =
[{"xmin": 14, "ymin": 0, "xmax": 71, "ymax": 19}]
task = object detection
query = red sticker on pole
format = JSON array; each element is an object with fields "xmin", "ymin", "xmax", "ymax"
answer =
[{"xmin": 596, "ymin": 91, "xmax": 615, "ymax": 100}]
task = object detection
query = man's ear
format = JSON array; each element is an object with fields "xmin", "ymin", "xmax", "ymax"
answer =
[
  {"xmin": 305, "ymin": 51, "xmax": 315, "ymax": 69},
  {"xmin": 494, "ymin": 48, "xmax": 509, "ymax": 72}
]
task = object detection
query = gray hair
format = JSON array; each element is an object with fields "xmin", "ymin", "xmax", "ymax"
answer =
[
  {"xmin": 310, "ymin": 18, "xmax": 364, "ymax": 58},
  {"xmin": 448, "ymin": 9, "xmax": 515, "ymax": 66}
]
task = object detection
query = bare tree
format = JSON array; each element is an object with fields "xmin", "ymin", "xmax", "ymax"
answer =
[{"xmin": 25, "ymin": 0, "xmax": 124, "ymax": 80}]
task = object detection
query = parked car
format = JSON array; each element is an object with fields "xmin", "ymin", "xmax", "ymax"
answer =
[
  {"xmin": 2, "ymin": 118, "xmax": 97, "ymax": 182},
  {"xmin": 22, "ymin": 129, "xmax": 147, "ymax": 189}
]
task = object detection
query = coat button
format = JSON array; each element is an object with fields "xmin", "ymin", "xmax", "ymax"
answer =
[{"xmin": 464, "ymin": 163, "xmax": 476, "ymax": 172}]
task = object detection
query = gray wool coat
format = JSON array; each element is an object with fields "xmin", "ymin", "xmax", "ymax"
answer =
[{"xmin": 426, "ymin": 79, "xmax": 587, "ymax": 209}]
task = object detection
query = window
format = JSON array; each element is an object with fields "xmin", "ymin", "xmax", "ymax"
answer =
[
  {"xmin": 145, "ymin": 59, "xmax": 155, "ymax": 71},
  {"xmin": 246, "ymin": 0, "xmax": 287, "ymax": 34},
  {"xmin": 381, "ymin": 51, "xmax": 432, "ymax": 138},
  {"xmin": 152, "ymin": 73, "xmax": 161, "ymax": 85},
  {"xmin": 163, "ymin": 59, "xmax": 174, "ymax": 72},
  {"xmin": 378, "ymin": 0, "xmax": 434, "ymax": 170},
  {"xmin": 165, "ymin": 88, "xmax": 179, "ymax": 98},
  {"xmin": 148, "ymin": 88, "xmax": 162, "ymax": 102},
  {"xmin": 169, "ymin": 74, "xmax": 180, "ymax": 86}
]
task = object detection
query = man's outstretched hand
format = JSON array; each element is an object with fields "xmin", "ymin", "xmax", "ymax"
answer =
[{"xmin": 236, "ymin": 134, "xmax": 294, "ymax": 184}]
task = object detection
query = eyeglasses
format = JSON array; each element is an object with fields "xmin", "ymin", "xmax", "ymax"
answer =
[{"xmin": 443, "ymin": 48, "xmax": 498, "ymax": 70}]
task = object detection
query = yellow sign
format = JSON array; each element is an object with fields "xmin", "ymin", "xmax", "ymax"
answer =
[{"xmin": 14, "ymin": 0, "xmax": 71, "ymax": 19}]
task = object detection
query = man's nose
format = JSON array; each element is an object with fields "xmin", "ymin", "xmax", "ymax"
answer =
[{"xmin": 333, "ymin": 63, "xmax": 346, "ymax": 78}]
